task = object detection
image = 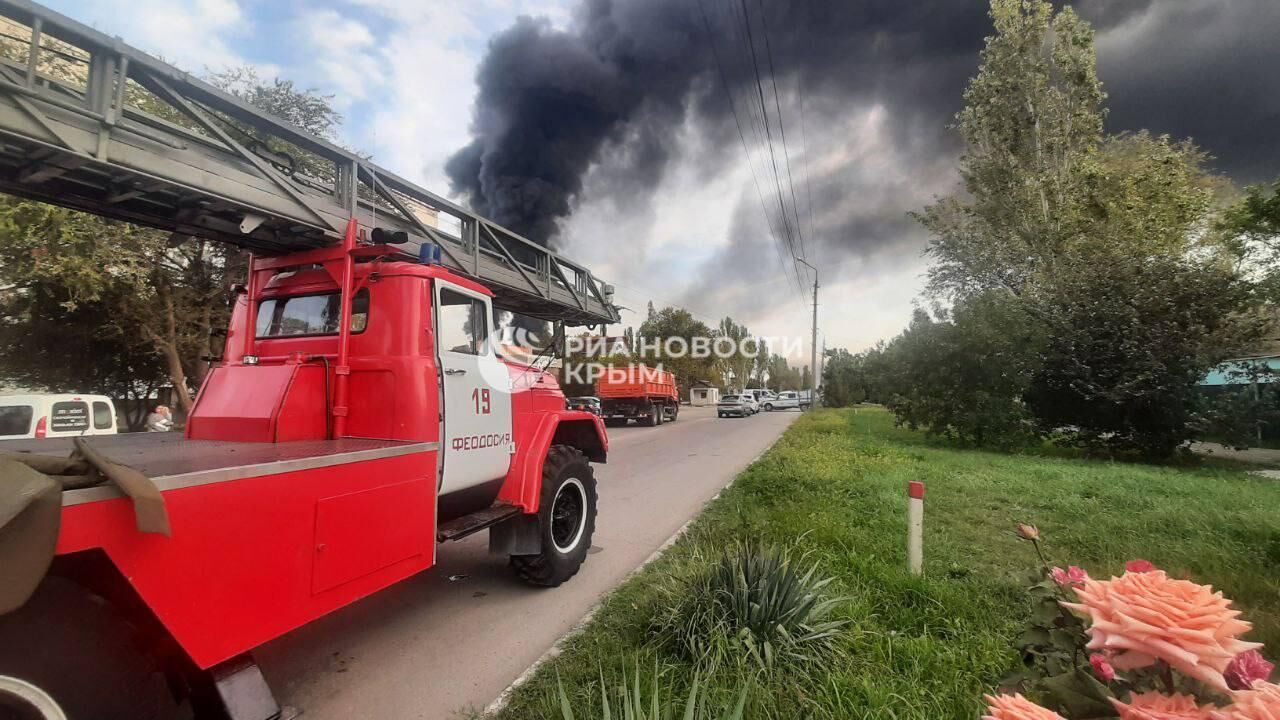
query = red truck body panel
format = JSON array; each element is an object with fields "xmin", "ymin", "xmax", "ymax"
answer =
[{"xmin": 51, "ymin": 440, "xmax": 435, "ymax": 669}]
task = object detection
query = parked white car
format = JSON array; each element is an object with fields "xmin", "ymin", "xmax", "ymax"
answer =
[
  {"xmin": 762, "ymin": 391, "xmax": 801, "ymax": 411},
  {"xmin": 738, "ymin": 390, "xmax": 761, "ymax": 414},
  {"xmin": 0, "ymin": 393, "xmax": 119, "ymax": 439}
]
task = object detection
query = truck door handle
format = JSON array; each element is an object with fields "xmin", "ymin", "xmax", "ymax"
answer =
[{"xmin": 444, "ymin": 368, "xmax": 467, "ymax": 375}]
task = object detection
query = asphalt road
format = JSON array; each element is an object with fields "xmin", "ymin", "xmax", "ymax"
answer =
[{"xmin": 255, "ymin": 404, "xmax": 799, "ymax": 719}]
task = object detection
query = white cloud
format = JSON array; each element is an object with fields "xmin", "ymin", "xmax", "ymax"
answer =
[
  {"xmin": 51, "ymin": 0, "xmax": 249, "ymax": 73},
  {"xmin": 295, "ymin": 9, "xmax": 380, "ymax": 105}
]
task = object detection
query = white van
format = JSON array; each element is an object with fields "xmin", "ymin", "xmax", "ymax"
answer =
[{"xmin": 0, "ymin": 393, "xmax": 119, "ymax": 439}]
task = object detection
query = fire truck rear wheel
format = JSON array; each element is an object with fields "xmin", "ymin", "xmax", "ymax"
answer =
[
  {"xmin": 0, "ymin": 577, "xmax": 183, "ymax": 720},
  {"xmin": 511, "ymin": 446, "xmax": 598, "ymax": 587}
]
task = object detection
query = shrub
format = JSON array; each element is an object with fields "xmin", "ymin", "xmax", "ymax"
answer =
[
  {"xmin": 656, "ymin": 542, "xmax": 846, "ymax": 673},
  {"xmin": 556, "ymin": 666, "xmax": 747, "ymax": 720}
]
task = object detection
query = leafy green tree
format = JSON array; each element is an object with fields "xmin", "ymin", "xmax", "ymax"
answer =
[
  {"xmin": 775, "ymin": 356, "xmax": 801, "ymax": 391},
  {"xmin": 1220, "ymin": 179, "xmax": 1280, "ymax": 299},
  {"xmin": 895, "ymin": 0, "xmax": 1265, "ymax": 457},
  {"xmin": 820, "ymin": 348, "xmax": 862, "ymax": 407},
  {"xmin": 717, "ymin": 317, "xmax": 755, "ymax": 392},
  {"xmin": 821, "ymin": 344, "xmax": 894, "ymax": 407},
  {"xmin": 637, "ymin": 307, "xmax": 722, "ymax": 392},
  {"xmin": 1027, "ymin": 248, "xmax": 1262, "ymax": 458},
  {"xmin": 1222, "ymin": 180, "xmax": 1280, "ymax": 244},
  {"xmin": 919, "ymin": 0, "xmax": 1104, "ymax": 301},
  {"xmin": 883, "ymin": 298, "xmax": 1041, "ymax": 447}
]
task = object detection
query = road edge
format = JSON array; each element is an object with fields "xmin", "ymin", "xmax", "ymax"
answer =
[{"xmin": 479, "ymin": 434, "xmax": 788, "ymax": 716}]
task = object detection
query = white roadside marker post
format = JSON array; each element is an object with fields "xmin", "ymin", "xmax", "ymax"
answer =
[{"xmin": 908, "ymin": 481, "xmax": 925, "ymax": 576}]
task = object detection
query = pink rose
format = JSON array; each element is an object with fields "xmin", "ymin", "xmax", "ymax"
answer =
[
  {"xmin": 1126, "ymin": 559, "xmax": 1157, "ymax": 573},
  {"xmin": 1112, "ymin": 692, "xmax": 1214, "ymax": 720},
  {"xmin": 983, "ymin": 693, "xmax": 1065, "ymax": 720},
  {"xmin": 1050, "ymin": 566, "xmax": 1090, "ymax": 587},
  {"xmin": 1210, "ymin": 681, "xmax": 1280, "ymax": 720},
  {"xmin": 1226, "ymin": 650, "xmax": 1275, "ymax": 691},
  {"xmin": 1090, "ymin": 654, "xmax": 1116, "ymax": 682},
  {"xmin": 1062, "ymin": 571, "xmax": 1262, "ymax": 693}
]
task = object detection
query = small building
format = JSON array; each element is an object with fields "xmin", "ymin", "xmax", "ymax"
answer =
[
  {"xmin": 1201, "ymin": 354, "xmax": 1280, "ymax": 389},
  {"xmin": 690, "ymin": 386, "xmax": 721, "ymax": 406}
]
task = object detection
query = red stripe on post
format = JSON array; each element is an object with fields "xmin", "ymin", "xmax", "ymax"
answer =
[{"xmin": 908, "ymin": 481, "xmax": 925, "ymax": 500}]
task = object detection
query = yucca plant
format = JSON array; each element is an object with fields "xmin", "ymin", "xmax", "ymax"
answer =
[
  {"xmin": 659, "ymin": 541, "xmax": 847, "ymax": 672},
  {"xmin": 556, "ymin": 665, "xmax": 747, "ymax": 720}
]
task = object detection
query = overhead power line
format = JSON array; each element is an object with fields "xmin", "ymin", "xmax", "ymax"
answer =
[
  {"xmin": 755, "ymin": 0, "xmax": 809, "ymax": 265},
  {"xmin": 737, "ymin": 0, "xmax": 805, "ymax": 282},
  {"xmin": 696, "ymin": 0, "xmax": 808, "ymax": 310}
]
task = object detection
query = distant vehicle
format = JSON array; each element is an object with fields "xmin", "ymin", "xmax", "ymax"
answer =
[
  {"xmin": 0, "ymin": 393, "xmax": 118, "ymax": 439},
  {"xmin": 567, "ymin": 396, "xmax": 602, "ymax": 416},
  {"xmin": 797, "ymin": 390, "xmax": 814, "ymax": 409},
  {"xmin": 738, "ymin": 391, "xmax": 761, "ymax": 414},
  {"xmin": 717, "ymin": 395, "xmax": 751, "ymax": 418},
  {"xmin": 762, "ymin": 391, "xmax": 801, "ymax": 411},
  {"xmin": 597, "ymin": 365, "xmax": 680, "ymax": 427}
]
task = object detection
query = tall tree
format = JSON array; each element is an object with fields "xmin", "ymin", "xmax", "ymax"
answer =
[
  {"xmin": 896, "ymin": 0, "xmax": 1265, "ymax": 457},
  {"xmin": 716, "ymin": 317, "xmax": 754, "ymax": 392},
  {"xmin": 918, "ymin": 0, "xmax": 1104, "ymax": 300},
  {"xmin": 637, "ymin": 307, "xmax": 722, "ymax": 391}
]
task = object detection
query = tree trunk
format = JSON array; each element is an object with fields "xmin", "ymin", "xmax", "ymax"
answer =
[
  {"xmin": 149, "ymin": 273, "xmax": 194, "ymax": 414},
  {"xmin": 162, "ymin": 342, "xmax": 194, "ymax": 414}
]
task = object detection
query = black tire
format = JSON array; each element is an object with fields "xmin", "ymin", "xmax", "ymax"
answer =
[
  {"xmin": 0, "ymin": 577, "xmax": 183, "ymax": 720},
  {"xmin": 511, "ymin": 446, "xmax": 598, "ymax": 587},
  {"xmin": 763, "ymin": 403, "xmax": 773, "ymax": 412},
  {"xmin": 667, "ymin": 404, "xmax": 679, "ymax": 422},
  {"xmin": 718, "ymin": 412, "xmax": 725, "ymax": 418},
  {"xmin": 640, "ymin": 404, "xmax": 658, "ymax": 427},
  {"xmin": 655, "ymin": 404, "xmax": 665, "ymax": 426}
]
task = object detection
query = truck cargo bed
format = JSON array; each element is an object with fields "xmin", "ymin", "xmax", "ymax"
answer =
[{"xmin": 0, "ymin": 433, "xmax": 433, "ymax": 505}]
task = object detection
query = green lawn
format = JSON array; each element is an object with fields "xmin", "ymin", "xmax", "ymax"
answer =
[{"xmin": 489, "ymin": 407, "xmax": 1280, "ymax": 719}]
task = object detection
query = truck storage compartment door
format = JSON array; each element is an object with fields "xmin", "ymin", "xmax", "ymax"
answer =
[
  {"xmin": 312, "ymin": 478, "xmax": 432, "ymax": 594},
  {"xmin": 433, "ymin": 283, "xmax": 513, "ymax": 497}
]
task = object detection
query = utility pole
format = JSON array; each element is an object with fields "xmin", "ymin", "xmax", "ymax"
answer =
[{"xmin": 795, "ymin": 258, "xmax": 819, "ymax": 409}]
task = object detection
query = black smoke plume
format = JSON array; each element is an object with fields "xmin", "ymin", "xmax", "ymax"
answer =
[{"xmin": 448, "ymin": 0, "xmax": 1280, "ymax": 255}]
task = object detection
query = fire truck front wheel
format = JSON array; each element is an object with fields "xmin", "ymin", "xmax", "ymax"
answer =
[
  {"xmin": 0, "ymin": 576, "xmax": 183, "ymax": 720},
  {"xmin": 511, "ymin": 446, "xmax": 598, "ymax": 587}
]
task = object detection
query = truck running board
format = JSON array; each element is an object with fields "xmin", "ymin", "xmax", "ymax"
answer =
[{"xmin": 436, "ymin": 503, "xmax": 523, "ymax": 542}]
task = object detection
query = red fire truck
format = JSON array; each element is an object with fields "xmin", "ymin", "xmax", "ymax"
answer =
[{"xmin": 0, "ymin": 2, "xmax": 620, "ymax": 718}]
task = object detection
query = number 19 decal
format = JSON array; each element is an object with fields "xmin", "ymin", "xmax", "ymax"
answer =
[{"xmin": 472, "ymin": 388, "xmax": 491, "ymax": 414}]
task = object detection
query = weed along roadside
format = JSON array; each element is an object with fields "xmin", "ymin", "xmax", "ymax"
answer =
[{"xmin": 487, "ymin": 407, "xmax": 1280, "ymax": 719}]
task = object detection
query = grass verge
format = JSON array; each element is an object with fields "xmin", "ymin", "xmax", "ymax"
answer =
[{"xmin": 488, "ymin": 407, "xmax": 1280, "ymax": 719}]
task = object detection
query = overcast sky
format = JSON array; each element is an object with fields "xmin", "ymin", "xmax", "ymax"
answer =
[{"xmin": 42, "ymin": 0, "xmax": 1280, "ymax": 364}]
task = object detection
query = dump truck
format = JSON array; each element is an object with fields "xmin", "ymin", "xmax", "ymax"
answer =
[
  {"xmin": 0, "ymin": 2, "xmax": 621, "ymax": 718},
  {"xmin": 596, "ymin": 365, "xmax": 680, "ymax": 427}
]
